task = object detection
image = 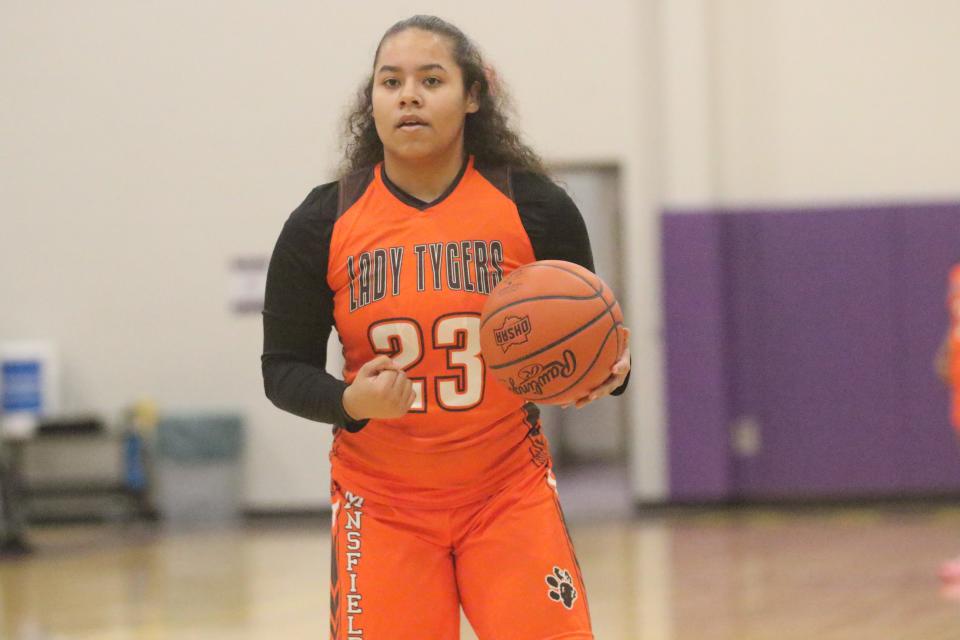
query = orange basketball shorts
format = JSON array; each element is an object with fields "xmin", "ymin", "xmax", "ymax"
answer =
[{"xmin": 329, "ymin": 466, "xmax": 593, "ymax": 639}]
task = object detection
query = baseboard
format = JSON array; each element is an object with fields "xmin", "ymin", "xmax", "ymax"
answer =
[
  {"xmin": 243, "ymin": 507, "xmax": 331, "ymax": 520},
  {"xmin": 635, "ymin": 492, "xmax": 960, "ymax": 515}
]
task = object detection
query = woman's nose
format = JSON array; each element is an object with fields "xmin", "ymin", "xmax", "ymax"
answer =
[{"xmin": 399, "ymin": 80, "xmax": 422, "ymax": 107}]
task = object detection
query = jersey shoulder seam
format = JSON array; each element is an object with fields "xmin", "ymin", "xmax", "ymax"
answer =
[
  {"xmin": 474, "ymin": 162, "xmax": 514, "ymax": 201},
  {"xmin": 337, "ymin": 166, "xmax": 376, "ymax": 219}
]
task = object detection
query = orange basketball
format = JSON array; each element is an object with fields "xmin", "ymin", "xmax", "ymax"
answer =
[{"xmin": 479, "ymin": 260, "xmax": 624, "ymax": 405}]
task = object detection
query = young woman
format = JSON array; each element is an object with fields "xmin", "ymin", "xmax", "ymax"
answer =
[{"xmin": 262, "ymin": 15, "xmax": 630, "ymax": 639}]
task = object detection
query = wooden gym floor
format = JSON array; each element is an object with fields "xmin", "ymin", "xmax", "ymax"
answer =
[{"xmin": 3, "ymin": 504, "xmax": 960, "ymax": 639}]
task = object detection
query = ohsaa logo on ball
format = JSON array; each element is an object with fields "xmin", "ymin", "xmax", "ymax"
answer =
[{"xmin": 494, "ymin": 315, "xmax": 532, "ymax": 352}]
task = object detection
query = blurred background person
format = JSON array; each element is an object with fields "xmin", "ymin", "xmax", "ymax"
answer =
[{"xmin": 937, "ymin": 264, "xmax": 960, "ymax": 583}]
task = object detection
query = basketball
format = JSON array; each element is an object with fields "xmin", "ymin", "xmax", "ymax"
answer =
[{"xmin": 479, "ymin": 260, "xmax": 624, "ymax": 405}]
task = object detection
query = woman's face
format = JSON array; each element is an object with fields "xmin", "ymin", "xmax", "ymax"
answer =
[{"xmin": 372, "ymin": 29, "xmax": 479, "ymax": 164}]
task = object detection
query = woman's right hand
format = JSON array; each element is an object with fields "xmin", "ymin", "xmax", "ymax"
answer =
[{"xmin": 342, "ymin": 355, "xmax": 416, "ymax": 420}]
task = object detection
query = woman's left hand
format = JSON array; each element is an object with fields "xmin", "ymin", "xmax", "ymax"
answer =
[{"xmin": 563, "ymin": 327, "xmax": 631, "ymax": 410}]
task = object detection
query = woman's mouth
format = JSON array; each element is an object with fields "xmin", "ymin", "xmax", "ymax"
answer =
[{"xmin": 397, "ymin": 116, "xmax": 428, "ymax": 130}]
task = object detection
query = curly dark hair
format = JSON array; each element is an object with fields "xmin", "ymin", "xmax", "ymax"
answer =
[{"xmin": 340, "ymin": 15, "xmax": 549, "ymax": 178}]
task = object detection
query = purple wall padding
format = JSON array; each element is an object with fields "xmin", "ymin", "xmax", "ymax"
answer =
[
  {"xmin": 662, "ymin": 202, "xmax": 960, "ymax": 501},
  {"xmin": 661, "ymin": 213, "xmax": 732, "ymax": 500},
  {"xmin": 731, "ymin": 208, "xmax": 903, "ymax": 497},
  {"xmin": 896, "ymin": 203, "xmax": 960, "ymax": 490}
]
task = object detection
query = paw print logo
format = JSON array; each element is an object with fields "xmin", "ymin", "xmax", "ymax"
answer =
[{"xmin": 545, "ymin": 566, "xmax": 578, "ymax": 609}]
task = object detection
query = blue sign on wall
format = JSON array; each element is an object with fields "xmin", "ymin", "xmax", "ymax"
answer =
[{"xmin": 2, "ymin": 360, "xmax": 43, "ymax": 413}]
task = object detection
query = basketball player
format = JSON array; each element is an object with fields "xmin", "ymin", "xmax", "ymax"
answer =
[
  {"xmin": 937, "ymin": 264, "xmax": 960, "ymax": 583},
  {"xmin": 262, "ymin": 16, "xmax": 630, "ymax": 639}
]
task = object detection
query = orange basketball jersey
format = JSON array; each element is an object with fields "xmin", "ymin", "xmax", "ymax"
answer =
[
  {"xmin": 262, "ymin": 157, "xmax": 598, "ymax": 508},
  {"xmin": 329, "ymin": 159, "xmax": 541, "ymax": 508}
]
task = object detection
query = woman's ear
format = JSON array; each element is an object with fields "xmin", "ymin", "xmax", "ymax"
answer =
[{"xmin": 465, "ymin": 81, "xmax": 480, "ymax": 114}]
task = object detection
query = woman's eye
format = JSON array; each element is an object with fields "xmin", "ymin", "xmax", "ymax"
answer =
[
  {"xmin": 383, "ymin": 78, "xmax": 400, "ymax": 88},
  {"xmin": 424, "ymin": 77, "xmax": 441, "ymax": 87}
]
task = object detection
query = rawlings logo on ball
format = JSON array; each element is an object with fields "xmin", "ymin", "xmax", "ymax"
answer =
[
  {"xmin": 493, "ymin": 315, "xmax": 532, "ymax": 352},
  {"xmin": 508, "ymin": 350, "xmax": 577, "ymax": 396}
]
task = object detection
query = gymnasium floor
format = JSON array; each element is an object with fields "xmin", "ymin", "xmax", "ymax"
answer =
[{"xmin": 3, "ymin": 475, "xmax": 960, "ymax": 639}]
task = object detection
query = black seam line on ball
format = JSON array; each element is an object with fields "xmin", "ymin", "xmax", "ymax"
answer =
[
  {"xmin": 533, "ymin": 321, "xmax": 622, "ymax": 402},
  {"xmin": 480, "ymin": 264, "xmax": 604, "ymax": 329},
  {"xmin": 517, "ymin": 263, "xmax": 603, "ymax": 295},
  {"xmin": 489, "ymin": 297, "xmax": 619, "ymax": 370},
  {"xmin": 480, "ymin": 292, "xmax": 601, "ymax": 329}
]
